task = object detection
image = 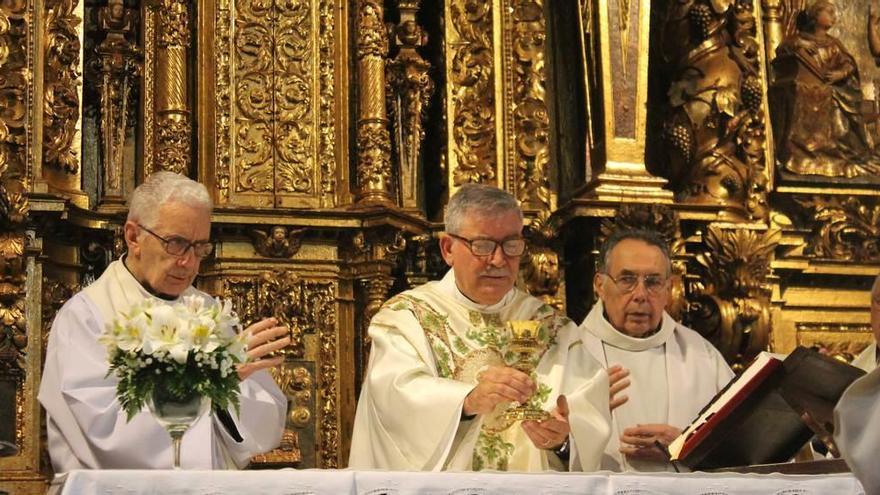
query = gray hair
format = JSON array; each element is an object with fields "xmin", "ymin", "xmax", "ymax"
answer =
[
  {"xmin": 598, "ymin": 228, "xmax": 672, "ymax": 275},
  {"xmin": 444, "ymin": 183, "xmax": 523, "ymax": 234},
  {"xmin": 127, "ymin": 171, "xmax": 212, "ymax": 228}
]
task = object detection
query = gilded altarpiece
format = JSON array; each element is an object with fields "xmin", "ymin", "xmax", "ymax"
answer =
[{"xmin": 4, "ymin": 0, "xmax": 880, "ymax": 492}]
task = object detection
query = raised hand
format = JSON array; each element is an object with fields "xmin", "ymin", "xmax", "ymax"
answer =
[
  {"xmin": 607, "ymin": 364, "xmax": 631, "ymax": 411},
  {"xmin": 236, "ymin": 317, "xmax": 291, "ymax": 381},
  {"xmin": 462, "ymin": 366, "xmax": 535, "ymax": 416}
]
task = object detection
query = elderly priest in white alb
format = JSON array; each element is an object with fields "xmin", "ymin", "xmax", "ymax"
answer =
[
  {"xmin": 349, "ymin": 184, "xmax": 611, "ymax": 472},
  {"xmin": 579, "ymin": 229, "xmax": 733, "ymax": 472},
  {"xmin": 39, "ymin": 172, "xmax": 289, "ymax": 473}
]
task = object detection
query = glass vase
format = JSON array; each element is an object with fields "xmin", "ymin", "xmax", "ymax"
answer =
[{"xmin": 147, "ymin": 386, "xmax": 210, "ymax": 469}]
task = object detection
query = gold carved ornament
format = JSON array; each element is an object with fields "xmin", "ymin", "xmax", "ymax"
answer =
[
  {"xmin": 660, "ymin": 0, "xmax": 769, "ymax": 219},
  {"xmin": 43, "ymin": 0, "xmax": 81, "ymax": 175},
  {"xmin": 796, "ymin": 196, "xmax": 880, "ymax": 263},
  {"xmin": 448, "ymin": 0, "xmax": 495, "ymax": 186},
  {"xmin": 507, "ymin": 0, "xmax": 553, "ymax": 213},
  {"xmin": 687, "ymin": 225, "xmax": 780, "ymax": 368}
]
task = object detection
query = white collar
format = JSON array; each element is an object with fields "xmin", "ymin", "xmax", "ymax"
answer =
[
  {"xmin": 583, "ymin": 300, "xmax": 675, "ymax": 351},
  {"xmin": 439, "ymin": 269, "xmax": 515, "ymax": 312}
]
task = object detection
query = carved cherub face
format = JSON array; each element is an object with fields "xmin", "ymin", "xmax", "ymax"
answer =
[
  {"xmin": 810, "ymin": 2, "xmax": 837, "ymax": 29},
  {"xmin": 272, "ymin": 226, "xmax": 287, "ymax": 243}
]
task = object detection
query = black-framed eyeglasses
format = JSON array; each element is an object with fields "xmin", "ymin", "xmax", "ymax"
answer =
[
  {"xmin": 138, "ymin": 223, "xmax": 214, "ymax": 259},
  {"xmin": 603, "ymin": 272, "xmax": 668, "ymax": 295},
  {"xmin": 447, "ymin": 233, "xmax": 526, "ymax": 257}
]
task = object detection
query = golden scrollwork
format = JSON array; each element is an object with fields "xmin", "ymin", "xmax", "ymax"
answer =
[
  {"xmin": 224, "ymin": 272, "xmax": 337, "ymax": 359},
  {"xmin": 0, "ymin": 233, "xmax": 26, "ymax": 371},
  {"xmin": 795, "ymin": 196, "xmax": 880, "ymax": 262},
  {"xmin": 213, "ymin": 0, "xmax": 232, "ymax": 202},
  {"xmin": 506, "ymin": 0, "xmax": 552, "ymax": 213},
  {"xmin": 155, "ymin": 116, "xmax": 190, "ymax": 175},
  {"xmin": 251, "ymin": 226, "xmax": 306, "ymax": 258},
  {"xmin": 355, "ymin": 0, "xmax": 394, "ymax": 205},
  {"xmin": 447, "ymin": 0, "xmax": 496, "ymax": 186},
  {"xmin": 688, "ymin": 225, "xmax": 781, "ymax": 367},
  {"xmin": 233, "ymin": 0, "xmax": 276, "ymax": 194},
  {"xmin": 316, "ymin": 281, "xmax": 339, "ymax": 468},
  {"xmin": 387, "ymin": 0, "xmax": 433, "ymax": 211},
  {"xmin": 43, "ymin": 0, "xmax": 81, "ymax": 175},
  {"xmin": 659, "ymin": 0, "xmax": 769, "ymax": 219},
  {"xmin": 318, "ymin": 0, "xmax": 338, "ymax": 207},
  {"xmin": 0, "ymin": 0, "xmax": 30, "ymax": 225},
  {"xmin": 275, "ymin": 0, "xmax": 315, "ymax": 196}
]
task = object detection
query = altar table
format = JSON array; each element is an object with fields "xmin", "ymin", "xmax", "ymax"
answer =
[{"xmin": 56, "ymin": 469, "xmax": 864, "ymax": 495}]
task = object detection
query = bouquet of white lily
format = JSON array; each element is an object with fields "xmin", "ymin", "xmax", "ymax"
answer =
[{"xmin": 99, "ymin": 294, "xmax": 248, "ymax": 420}]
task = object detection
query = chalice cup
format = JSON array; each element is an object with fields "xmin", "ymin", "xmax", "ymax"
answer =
[{"xmin": 501, "ymin": 320, "xmax": 550, "ymax": 423}]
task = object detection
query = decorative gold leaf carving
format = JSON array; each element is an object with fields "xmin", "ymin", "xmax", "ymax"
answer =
[
  {"xmin": 155, "ymin": 115, "xmax": 190, "ymax": 175},
  {"xmin": 448, "ymin": 0, "xmax": 496, "ymax": 185},
  {"xmin": 660, "ymin": 0, "xmax": 769, "ymax": 220},
  {"xmin": 688, "ymin": 225, "xmax": 780, "ymax": 366},
  {"xmin": 796, "ymin": 196, "xmax": 880, "ymax": 262},
  {"xmin": 317, "ymin": 0, "xmax": 338, "ymax": 207},
  {"xmin": 507, "ymin": 0, "xmax": 552, "ymax": 212},
  {"xmin": 0, "ymin": 0, "xmax": 30, "ymax": 225},
  {"xmin": 157, "ymin": 0, "xmax": 190, "ymax": 48},
  {"xmin": 0, "ymin": 233, "xmax": 26, "ymax": 372},
  {"xmin": 43, "ymin": 0, "xmax": 81, "ymax": 175},
  {"xmin": 275, "ymin": 0, "xmax": 314, "ymax": 195}
]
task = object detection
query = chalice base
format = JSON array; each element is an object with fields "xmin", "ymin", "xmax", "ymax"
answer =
[{"xmin": 501, "ymin": 404, "xmax": 550, "ymax": 423}]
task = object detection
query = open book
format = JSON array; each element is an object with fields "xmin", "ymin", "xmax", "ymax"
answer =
[{"xmin": 667, "ymin": 346, "xmax": 865, "ymax": 471}]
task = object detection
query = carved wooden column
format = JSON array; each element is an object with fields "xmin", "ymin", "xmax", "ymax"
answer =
[
  {"xmin": 95, "ymin": 0, "xmax": 140, "ymax": 210},
  {"xmin": 355, "ymin": 0, "xmax": 394, "ymax": 206},
  {"xmin": 581, "ymin": 0, "xmax": 672, "ymax": 203},
  {"xmin": 144, "ymin": 0, "xmax": 192, "ymax": 176},
  {"xmin": 387, "ymin": 0, "xmax": 432, "ymax": 212}
]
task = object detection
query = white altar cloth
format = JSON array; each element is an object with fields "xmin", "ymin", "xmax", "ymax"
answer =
[{"xmin": 56, "ymin": 469, "xmax": 863, "ymax": 495}]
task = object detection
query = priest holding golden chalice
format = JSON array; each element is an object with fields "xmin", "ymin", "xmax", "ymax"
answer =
[{"xmin": 349, "ymin": 183, "xmax": 611, "ymax": 472}]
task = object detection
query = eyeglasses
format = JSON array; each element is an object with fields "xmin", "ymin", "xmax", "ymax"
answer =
[
  {"xmin": 138, "ymin": 223, "xmax": 214, "ymax": 259},
  {"xmin": 603, "ymin": 272, "xmax": 668, "ymax": 295},
  {"xmin": 447, "ymin": 233, "xmax": 526, "ymax": 257}
]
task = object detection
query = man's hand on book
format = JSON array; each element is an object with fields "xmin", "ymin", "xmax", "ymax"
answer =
[
  {"xmin": 522, "ymin": 395, "xmax": 570, "ymax": 450},
  {"xmin": 619, "ymin": 424, "xmax": 681, "ymax": 461},
  {"xmin": 607, "ymin": 364, "xmax": 630, "ymax": 411},
  {"xmin": 463, "ymin": 366, "xmax": 536, "ymax": 416}
]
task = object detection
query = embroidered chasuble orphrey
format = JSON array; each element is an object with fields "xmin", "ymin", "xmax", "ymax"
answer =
[{"xmin": 349, "ymin": 271, "xmax": 611, "ymax": 472}]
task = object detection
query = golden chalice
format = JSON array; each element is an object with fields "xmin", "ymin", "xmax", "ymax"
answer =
[{"xmin": 501, "ymin": 320, "xmax": 550, "ymax": 423}]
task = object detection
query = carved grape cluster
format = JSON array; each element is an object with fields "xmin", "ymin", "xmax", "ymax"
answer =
[
  {"xmin": 689, "ymin": 3, "xmax": 714, "ymax": 41},
  {"xmin": 665, "ymin": 122, "xmax": 693, "ymax": 164}
]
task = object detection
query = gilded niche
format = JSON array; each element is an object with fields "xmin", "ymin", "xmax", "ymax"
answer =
[
  {"xmin": 770, "ymin": 1, "xmax": 880, "ymax": 178},
  {"xmin": 658, "ymin": 0, "xmax": 769, "ymax": 219}
]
